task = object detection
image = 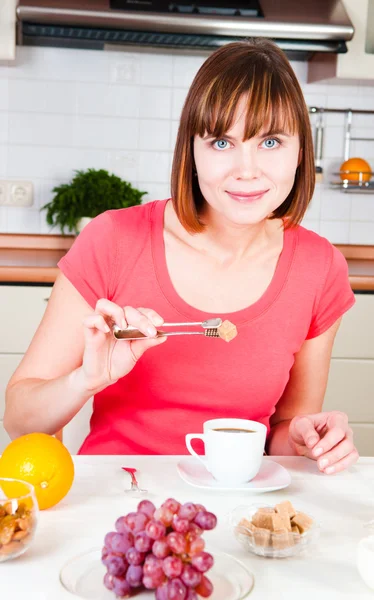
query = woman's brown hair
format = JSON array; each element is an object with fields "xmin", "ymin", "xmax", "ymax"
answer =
[{"xmin": 171, "ymin": 38, "xmax": 315, "ymax": 233}]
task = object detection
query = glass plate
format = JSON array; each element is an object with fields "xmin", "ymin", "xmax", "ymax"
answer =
[{"xmin": 60, "ymin": 547, "xmax": 255, "ymax": 600}]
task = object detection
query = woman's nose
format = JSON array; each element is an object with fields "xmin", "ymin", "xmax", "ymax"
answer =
[{"xmin": 233, "ymin": 149, "xmax": 262, "ymax": 180}]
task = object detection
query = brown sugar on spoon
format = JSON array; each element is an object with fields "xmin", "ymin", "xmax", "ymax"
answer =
[{"xmin": 217, "ymin": 320, "xmax": 238, "ymax": 342}]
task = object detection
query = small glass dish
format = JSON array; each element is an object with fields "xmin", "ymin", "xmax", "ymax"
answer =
[
  {"xmin": 229, "ymin": 503, "xmax": 319, "ymax": 559},
  {"xmin": 0, "ymin": 477, "xmax": 38, "ymax": 562},
  {"xmin": 60, "ymin": 547, "xmax": 255, "ymax": 599}
]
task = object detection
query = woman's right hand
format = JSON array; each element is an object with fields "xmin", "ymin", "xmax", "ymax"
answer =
[{"xmin": 80, "ymin": 299, "xmax": 167, "ymax": 392}]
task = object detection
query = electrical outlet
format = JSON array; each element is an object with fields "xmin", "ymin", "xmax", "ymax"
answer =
[{"xmin": 0, "ymin": 180, "xmax": 33, "ymax": 207}]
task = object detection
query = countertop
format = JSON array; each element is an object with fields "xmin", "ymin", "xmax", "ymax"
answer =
[
  {"xmin": 2, "ymin": 455, "xmax": 374, "ymax": 600},
  {"xmin": 1, "ymin": 234, "xmax": 374, "ymax": 291}
]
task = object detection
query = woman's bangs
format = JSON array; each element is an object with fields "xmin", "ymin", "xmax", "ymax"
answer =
[{"xmin": 193, "ymin": 71, "xmax": 300, "ymax": 140}]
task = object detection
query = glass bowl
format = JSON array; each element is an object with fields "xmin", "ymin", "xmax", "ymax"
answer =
[
  {"xmin": 229, "ymin": 503, "xmax": 319, "ymax": 559},
  {"xmin": 60, "ymin": 547, "xmax": 255, "ymax": 599},
  {"xmin": 0, "ymin": 477, "xmax": 39, "ymax": 562}
]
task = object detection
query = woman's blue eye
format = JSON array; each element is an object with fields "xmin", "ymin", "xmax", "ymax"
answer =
[
  {"xmin": 262, "ymin": 138, "xmax": 279, "ymax": 149},
  {"xmin": 213, "ymin": 139, "xmax": 229, "ymax": 150}
]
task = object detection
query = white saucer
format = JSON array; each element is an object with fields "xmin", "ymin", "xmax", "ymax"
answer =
[{"xmin": 177, "ymin": 456, "xmax": 291, "ymax": 492}]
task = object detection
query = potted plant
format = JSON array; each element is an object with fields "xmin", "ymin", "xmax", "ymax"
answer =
[{"xmin": 41, "ymin": 169, "xmax": 146, "ymax": 234}]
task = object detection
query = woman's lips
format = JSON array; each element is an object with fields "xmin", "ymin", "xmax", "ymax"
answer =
[{"xmin": 226, "ymin": 190, "xmax": 269, "ymax": 203}]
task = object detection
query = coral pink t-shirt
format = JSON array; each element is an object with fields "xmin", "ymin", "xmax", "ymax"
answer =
[{"xmin": 58, "ymin": 200, "xmax": 355, "ymax": 455}]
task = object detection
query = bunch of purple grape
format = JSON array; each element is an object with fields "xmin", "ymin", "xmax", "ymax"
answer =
[{"xmin": 102, "ymin": 498, "xmax": 217, "ymax": 599}]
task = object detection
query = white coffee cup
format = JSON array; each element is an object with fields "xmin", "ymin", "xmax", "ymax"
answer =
[{"xmin": 185, "ymin": 418, "xmax": 267, "ymax": 485}]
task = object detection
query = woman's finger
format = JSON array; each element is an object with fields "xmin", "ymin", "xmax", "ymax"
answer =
[
  {"xmin": 123, "ymin": 306, "xmax": 158, "ymax": 337},
  {"xmin": 322, "ymin": 449, "xmax": 359, "ymax": 475},
  {"xmin": 312, "ymin": 422, "xmax": 348, "ymax": 458},
  {"xmin": 137, "ymin": 307, "xmax": 164, "ymax": 327},
  {"xmin": 82, "ymin": 313, "xmax": 110, "ymax": 334},
  {"xmin": 129, "ymin": 335, "xmax": 167, "ymax": 362},
  {"xmin": 317, "ymin": 437, "xmax": 355, "ymax": 472},
  {"xmin": 95, "ymin": 298, "xmax": 126, "ymax": 329},
  {"xmin": 289, "ymin": 416, "xmax": 320, "ymax": 449}
]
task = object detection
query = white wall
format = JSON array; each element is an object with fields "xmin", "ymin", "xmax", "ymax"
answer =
[{"xmin": 0, "ymin": 46, "xmax": 373, "ymax": 243}]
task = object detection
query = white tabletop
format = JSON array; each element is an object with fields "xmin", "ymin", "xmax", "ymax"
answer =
[{"xmin": 1, "ymin": 455, "xmax": 374, "ymax": 600}]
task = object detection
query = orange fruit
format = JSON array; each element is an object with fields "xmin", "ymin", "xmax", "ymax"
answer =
[
  {"xmin": 339, "ymin": 157, "xmax": 372, "ymax": 182},
  {"xmin": 0, "ymin": 433, "xmax": 74, "ymax": 510}
]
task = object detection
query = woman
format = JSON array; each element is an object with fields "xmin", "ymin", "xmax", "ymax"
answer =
[{"xmin": 5, "ymin": 39, "xmax": 358, "ymax": 474}]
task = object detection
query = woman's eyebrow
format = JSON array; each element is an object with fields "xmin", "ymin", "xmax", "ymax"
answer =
[{"xmin": 259, "ymin": 130, "xmax": 291, "ymax": 138}]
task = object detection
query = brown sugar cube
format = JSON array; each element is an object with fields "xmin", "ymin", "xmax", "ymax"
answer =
[
  {"xmin": 253, "ymin": 526, "xmax": 271, "ymax": 548},
  {"xmin": 217, "ymin": 320, "xmax": 238, "ymax": 342},
  {"xmin": 271, "ymin": 528, "xmax": 293, "ymax": 550},
  {"xmin": 236, "ymin": 518, "xmax": 255, "ymax": 537},
  {"xmin": 275, "ymin": 501, "xmax": 296, "ymax": 519},
  {"xmin": 257, "ymin": 507, "xmax": 275, "ymax": 515},
  {"xmin": 273, "ymin": 507, "xmax": 292, "ymax": 531},
  {"xmin": 270, "ymin": 513, "xmax": 290, "ymax": 532},
  {"xmin": 252, "ymin": 511, "xmax": 274, "ymax": 530},
  {"xmin": 291, "ymin": 512, "xmax": 313, "ymax": 534}
]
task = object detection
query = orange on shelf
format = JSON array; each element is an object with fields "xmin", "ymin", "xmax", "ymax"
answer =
[
  {"xmin": 339, "ymin": 157, "xmax": 372, "ymax": 183},
  {"xmin": 0, "ymin": 433, "xmax": 74, "ymax": 510}
]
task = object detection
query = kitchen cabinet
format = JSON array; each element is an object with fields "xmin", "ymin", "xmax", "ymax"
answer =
[
  {"xmin": 0, "ymin": 0, "xmax": 16, "ymax": 60},
  {"xmin": 324, "ymin": 293, "xmax": 374, "ymax": 455},
  {"xmin": 308, "ymin": 0, "xmax": 374, "ymax": 83},
  {"xmin": 0, "ymin": 284, "xmax": 92, "ymax": 454}
]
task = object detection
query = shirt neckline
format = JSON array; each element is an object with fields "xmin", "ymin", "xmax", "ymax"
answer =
[{"xmin": 151, "ymin": 199, "xmax": 297, "ymax": 325}]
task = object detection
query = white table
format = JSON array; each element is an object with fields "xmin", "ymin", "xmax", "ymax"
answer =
[{"xmin": 1, "ymin": 455, "xmax": 374, "ymax": 600}]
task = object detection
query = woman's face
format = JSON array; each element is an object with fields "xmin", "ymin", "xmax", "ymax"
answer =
[{"xmin": 193, "ymin": 96, "xmax": 301, "ymax": 227}]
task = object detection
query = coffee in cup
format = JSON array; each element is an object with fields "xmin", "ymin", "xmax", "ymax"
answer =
[{"xmin": 185, "ymin": 418, "xmax": 266, "ymax": 485}]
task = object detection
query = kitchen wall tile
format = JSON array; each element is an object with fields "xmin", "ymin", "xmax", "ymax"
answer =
[
  {"xmin": 0, "ymin": 79, "xmax": 9, "ymax": 111},
  {"xmin": 290, "ymin": 61, "xmax": 307, "ymax": 82},
  {"xmin": 108, "ymin": 151, "xmax": 139, "ymax": 183},
  {"xmin": 9, "ymin": 80, "xmax": 77, "ymax": 114},
  {"xmin": 172, "ymin": 53, "xmax": 207, "ymax": 88},
  {"xmin": 139, "ymin": 87, "xmax": 172, "ymax": 119},
  {"xmin": 0, "ymin": 114, "xmax": 8, "ymax": 144},
  {"xmin": 8, "ymin": 146, "xmax": 109, "ymax": 179},
  {"xmin": 139, "ymin": 120, "xmax": 170, "ymax": 151},
  {"xmin": 320, "ymin": 220, "xmax": 350, "ymax": 243},
  {"xmin": 140, "ymin": 183, "xmax": 171, "ymax": 202},
  {"xmin": 172, "ymin": 89, "xmax": 187, "ymax": 120},
  {"xmin": 323, "ymin": 126, "xmax": 344, "ymax": 159},
  {"xmin": 7, "ymin": 207, "xmax": 41, "ymax": 234},
  {"xmin": 73, "ymin": 116, "xmax": 138, "ymax": 150},
  {"xmin": 0, "ymin": 146, "xmax": 8, "ymax": 177},
  {"xmin": 76, "ymin": 82, "xmax": 140, "ymax": 118},
  {"xmin": 139, "ymin": 52, "xmax": 173, "ymax": 87},
  {"xmin": 7, "ymin": 47, "xmax": 111, "ymax": 83},
  {"xmin": 300, "ymin": 219, "xmax": 320, "ymax": 234},
  {"xmin": 350, "ymin": 195, "xmax": 374, "ymax": 222},
  {"xmin": 138, "ymin": 151, "xmax": 171, "ymax": 183},
  {"xmin": 170, "ymin": 121, "xmax": 179, "ymax": 151},
  {"xmin": 349, "ymin": 221, "xmax": 374, "ymax": 245},
  {"xmin": 305, "ymin": 188, "xmax": 321, "ymax": 220},
  {"xmin": 320, "ymin": 193, "xmax": 351, "ymax": 221},
  {"xmin": 8, "ymin": 113, "xmax": 74, "ymax": 147},
  {"xmin": 40, "ymin": 213, "xmax": 64, "ymax": 235}
]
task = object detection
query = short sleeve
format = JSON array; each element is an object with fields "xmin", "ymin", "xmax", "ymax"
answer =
[
  {"xmin": 306, "ymin": 245, "xmax": 355, "ymax": 339},
  {"xmin": 57, "ymin": 211, "xmax": 117, "ymax": 308}
]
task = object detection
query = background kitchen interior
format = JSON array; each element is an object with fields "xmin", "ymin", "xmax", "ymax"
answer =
[{"xmin": 0, "ymin": 49, "xmax": 373, "ymax": 242}]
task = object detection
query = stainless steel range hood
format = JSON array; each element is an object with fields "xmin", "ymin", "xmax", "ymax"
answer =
[{"xmin": 16, "ymin": 0, "xmax": 355, "ymax": 61}]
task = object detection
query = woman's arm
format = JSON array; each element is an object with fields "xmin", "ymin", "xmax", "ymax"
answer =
[
  {"xmin": 4, "ymin": 272, "xmax": 165, "ymax": 438},
  {"xmin": 267, "ymin": 317, "xmax": 358, "ymax": 473}
]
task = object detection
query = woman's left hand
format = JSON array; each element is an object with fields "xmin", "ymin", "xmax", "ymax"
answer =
[{"xmin": 288, "ymin": 411, "xmax": 359, "ymax": 474}]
